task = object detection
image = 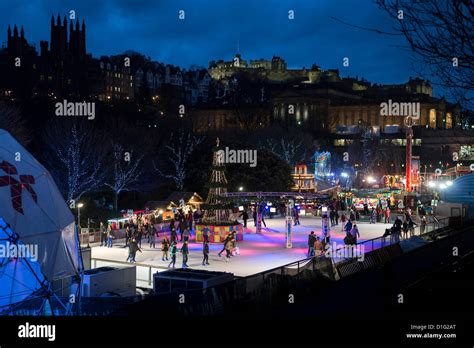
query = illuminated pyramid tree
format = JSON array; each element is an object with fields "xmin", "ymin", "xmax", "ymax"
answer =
[{"xmin": 203, "ymin": 138, "xmax": 232, "ymax": 223}]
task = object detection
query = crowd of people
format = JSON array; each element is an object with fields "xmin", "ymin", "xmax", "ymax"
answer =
[
  {"xmin": 381, "ymin": 207, "xmax": 428, "ymax": 244},
  {"xmin": 304, "ymin": 198, "xmax": 431, "ymax": 256},
  {"xmin": 96, "ymin": 198, "xmax": 431, "ymax": 266},
  {"xmin": 96, "ymin": 208, "xmax": 241, "ymax": 268}
]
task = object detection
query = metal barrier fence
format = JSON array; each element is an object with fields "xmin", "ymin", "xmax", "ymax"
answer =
[
  {"xmin": 89, "ymin": 216, "xmax": 453, "ymax": 287},
  {"xmin": 91, "ymin": 258, "xmax": 168, "ymax": 287},
  {"xmin": 329, "ymin": 216, "xmax": 451, "ymax": 262}
]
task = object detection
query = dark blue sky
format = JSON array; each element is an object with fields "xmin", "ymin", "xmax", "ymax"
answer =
[{"xmin": 1, "ymin": 0, "xmax": 422, "ymax": 85}]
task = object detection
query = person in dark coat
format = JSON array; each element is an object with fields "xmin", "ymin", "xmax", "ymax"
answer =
[
  {"xmin": 402, "ymin": 220, "xmax": 409, "ymax": 239},
  {"xmin": 307, "ymin": 231, "xmax": 316, "ymax": 256},
  {"xmin": 180, "ymin": 241, "xmax": 189, "ymax": 268},
  {"xmin": 330, "ymin": 209, "xmax": 335, "ymax": 226},
  {"xmin": 203, "ymin": 227, "xmax": 210, "ymax": 243},
  {"xmin": 239, "ymin": 209, "xmax": 249, "ymax": 227},
  {"xmin": 344, "ymin": 232, "xmax": 355, "ymax": 245},
  {"xmin": 126, "ymin": 237, "xmax": 141, "ymax": 263},
  {"xmin": 161, "ymin": 236, "xmax": 170, "ymax": 261},
  {"xmin": 345, "ymin": 219, "xmax": 353, "ymax": 234},
  {"xmin": 179, "ymin": 219, "xmax": 189, "ymax": 241},
  {"xmin": 202, "ymin": 241, "xmax": 210, "ymax": 266},
  {"xmin": 136, "ymin": 225, "xmax": 143, "ymax": 248},
  {"xmin": 149, "ymin": 225, "xmax": 156, "ymax": 248},
  {"xmin": 168, "ymin": 242, "xmax": 177, "ymax": 268},
  {"xmin": 408, "ymin": 218, "xmax": 417, "ymax": 237},
  {"xmin": 218, "ymin": 235, "xmax": 231, "ymax": 257},
  {"xmin": 294, "ymin": 208, "xmax": 300, "ymax": 226},
  {"xmin": 170, "ymin": 219, "xmax": 177, "ymax": 244},
  {"xmin": 123, "ymin": 226, "xmax": 128, "ymax": 248},
  {"xmin": 99, "ymin": 222, "xmax": 107, "ymax": 246}
]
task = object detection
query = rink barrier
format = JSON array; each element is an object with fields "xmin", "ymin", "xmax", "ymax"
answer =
[
  {"xmin": 334, "ymin": 217, "xmax": 453, "ymax": 279},
  {"xmin": 88, "ymin": 217, "xmax": 452, "ymax": 288}
]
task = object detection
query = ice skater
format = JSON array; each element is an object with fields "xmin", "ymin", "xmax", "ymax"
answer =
[
  {"xmin": 106, "ymin": 226, "xmax": 114, "ymax": 248},
  {"xmin": 224, "ymin": 237, "xmax": 233, "ymax": 262},
  {"xmin": 126, "ymin": 237, "xmax": 141, "ymax": 263},
  {"xmin": 294, "ymin": 208, "xmax": 300, "ymax": 226},
  {"xmin": 239, "ymin": 209, "xmax": 249, "ymax": 227},
  {"xmin": 218, "ymin": 235, "xmax": 231, "ymax": 257},
  {"xmin": 161, "ymin": 236, "xmax": 170, "ymax": 261},
  {"xmin": 99, "ymin": 222, "xmax": 107, "ymax": 246},
  {"xmin": 168, "ymin": 242, "xmax": 177, "ymax": 268},
  {"xmin": 180, "ymin": 241, "xmax": 189, "ymax": 268},
  {"xmin": 202, "ymin": 240, "xmax": 210, "ymax": 266},
  {"xmin": 149, "ymin": 226, "xmax": 156, "ymax": 248},
  {"xmin": 307, "ymin": 231, "xmax": 316, "ymax": 256},
  {"xmin": 370, "ymin": 208, "xmax": 376, "ymax": 224},
  {"xmin": 350, "ymin": 223, "xmax": 360, "ymax": 244}
]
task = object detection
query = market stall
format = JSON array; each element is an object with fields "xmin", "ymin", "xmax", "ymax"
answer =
[{"xmin": 338, "ymin": 189, "xmax": 402, "ymax": 211}]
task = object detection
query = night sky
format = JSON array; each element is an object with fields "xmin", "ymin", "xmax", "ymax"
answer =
[{"xmin": 1, "ymin": 0, "xmax": 419, "ymax": 86}]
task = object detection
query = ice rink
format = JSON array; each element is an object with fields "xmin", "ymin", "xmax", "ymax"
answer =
[{"xmin": 91, "ymin": 215, "xmax": 395, "ymax": 286}]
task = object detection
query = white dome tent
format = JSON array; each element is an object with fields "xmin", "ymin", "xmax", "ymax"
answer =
[{"xmin": 0, "ymin": 129, "xmax": 83, "ymax": 315}]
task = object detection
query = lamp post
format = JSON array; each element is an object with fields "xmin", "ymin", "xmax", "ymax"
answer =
[{"xmin": 77, "ymin": 203, "xmax": 84, "ymax": 229}]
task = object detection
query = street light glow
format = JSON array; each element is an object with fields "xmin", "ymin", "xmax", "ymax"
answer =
[{"xmin": 77, "ymin": 203, "xmax": 84, "ymax": 208}]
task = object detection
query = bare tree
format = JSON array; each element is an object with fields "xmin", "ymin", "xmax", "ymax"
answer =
[
  {"xmin": 105, "ymin": 144, "xmax": 144, "ymax": 212},
  {"xmin": 42, "ymin": 121, "xmax": 106, "ymax": 203},
  {"xmin": 155, "ymin": 131, "xmax": 203, "ymax": 190},
  {"xmin": 348, "ymin": 127, "xmax": 403, "ymax": 176},
  {"xmin": 331, "ymin": 1, "xmax": 473, "ymax": 107},
  {"xmin": 0, "ymin": 101, "xmax": 30, "ymax": 146},
  {"xmin": 377, "ymin": 0, "xmax": 474, "ymax": 106},
  {"xmin": 260, "ymin": 138, "xmax": 304, "ymax": 167}
]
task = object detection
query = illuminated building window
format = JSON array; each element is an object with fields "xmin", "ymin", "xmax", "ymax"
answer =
[
  {"xmin": 429, "ymin": 109, "xmax": 436, "ymax": 128},
  {"xmin": 446, "ymin": 112, "xmax": 452, "ymax": 129}
]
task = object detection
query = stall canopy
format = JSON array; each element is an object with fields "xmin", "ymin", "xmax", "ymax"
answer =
[
  {"xmin": 0, "ymin": 129, "xmax": 82, "ymax": 309},
  {"xmin": 166, "ymin": 192, "xmax": 203, "ymax": 208}
]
